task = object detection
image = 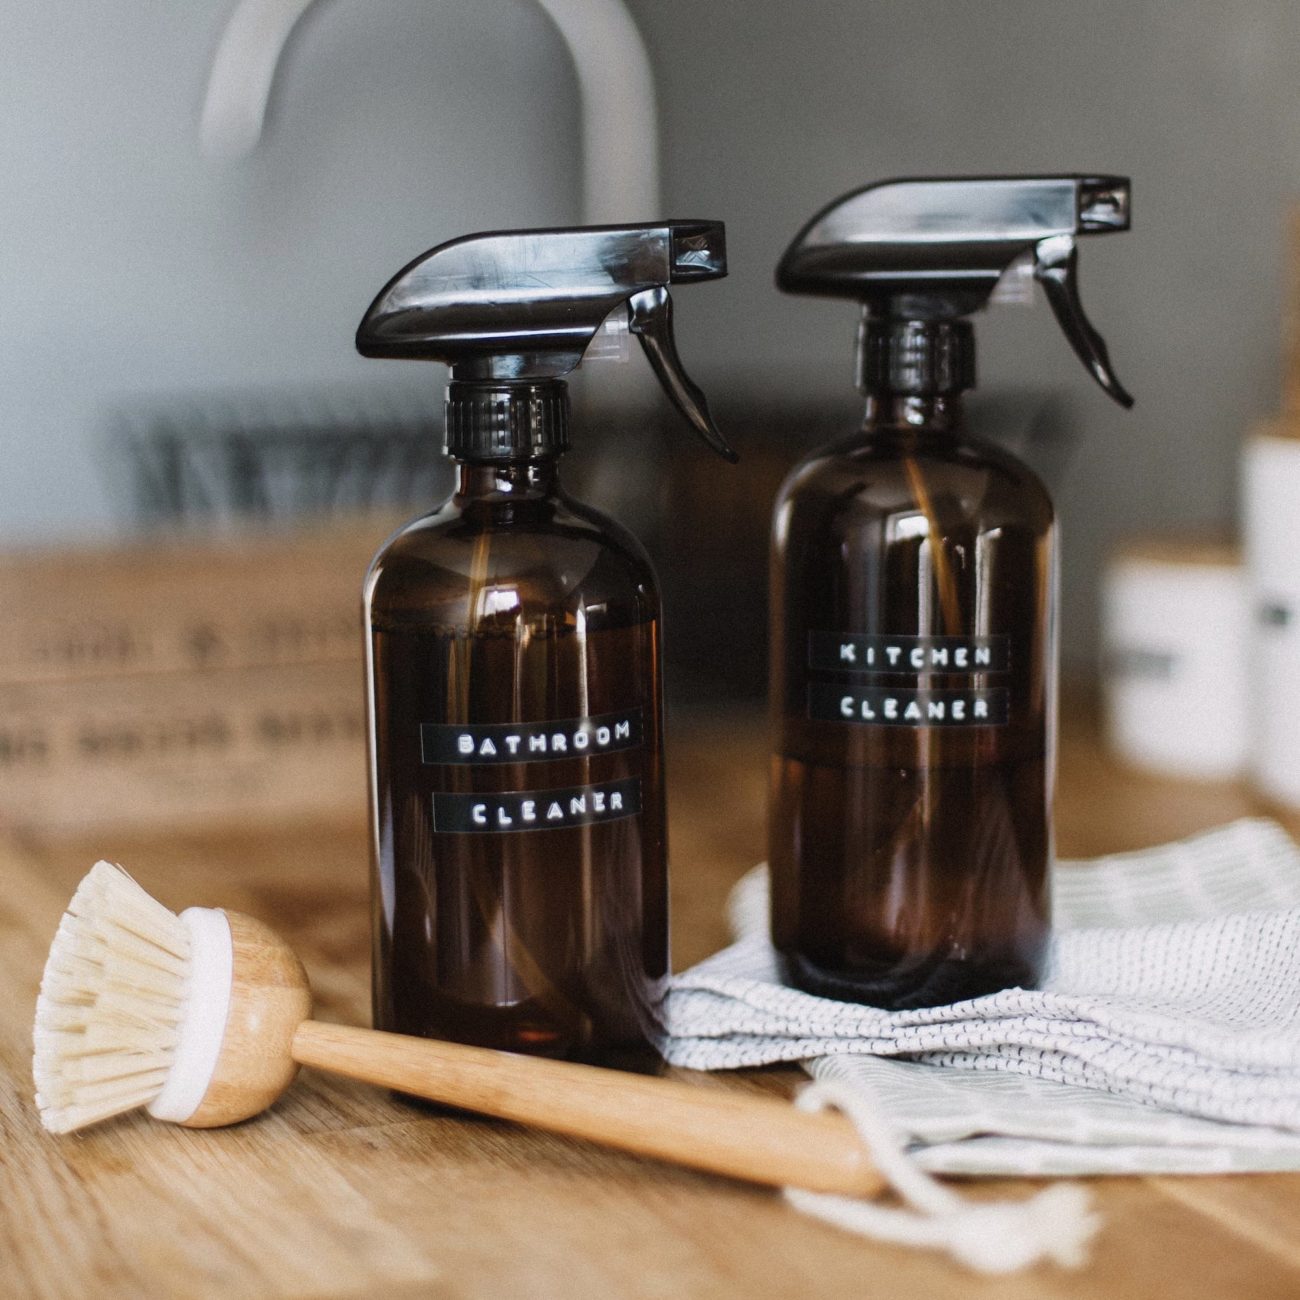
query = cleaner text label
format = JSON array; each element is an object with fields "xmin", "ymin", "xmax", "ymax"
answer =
[
  {"xmin": 809, "ymin": 683, "xmax": 1009, "ymax": 727},
  {"xmin": 807, "ymin": 631, "xmax": 1011, "ymax": 728},
  {"xmin": 431, "ymin": 778, "xmax": 641, "ymax": 834}
]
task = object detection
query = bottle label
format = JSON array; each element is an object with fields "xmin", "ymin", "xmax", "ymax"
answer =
[
  {"xmin": 808, "ymin": 632, "xmax": 1010, "ymax": 674},
  {"xmin": 421, "ymin": 709, "xmax": 642, "ymax": 765},
  {"xmin": 809, "ymin": 682, "xmax": 1009, "ymax": 726},
  {"xmin": 431, "ymin": 777, "xmax": 641, "ymax": 833},
  {"xmin": 807, "ymin": 633, "xmax": 1010, "ymax": 728}
]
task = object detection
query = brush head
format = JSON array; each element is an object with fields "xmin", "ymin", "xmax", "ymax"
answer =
[
  {"xmin": 34, "ymin": 862, "xmax": 192, "ymax": 1132},
  {"xmin": 33, "ymin": 862, "xmax": 311, "ymax": 1134}
]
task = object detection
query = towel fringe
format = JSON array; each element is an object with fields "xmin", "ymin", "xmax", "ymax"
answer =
[{"xmin": 785, "ymin": 1078, "xmax": 1102, "ymax": 1274}]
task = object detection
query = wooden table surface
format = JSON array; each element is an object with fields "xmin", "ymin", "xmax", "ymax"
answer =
[{"xmin": 3, "ymin": 702, "xmax": 1298, "ymax": 1299}]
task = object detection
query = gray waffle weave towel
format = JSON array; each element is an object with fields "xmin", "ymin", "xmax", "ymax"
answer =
[{"xmin": 663, "ymin": 819, "xmax": 1300, "ymax": 1175}]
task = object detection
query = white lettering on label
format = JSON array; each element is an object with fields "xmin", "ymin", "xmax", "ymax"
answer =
[
  {"xmin": 810, "ymin": 634, "xmax": 1011, "ymax": 729},
  {"xmin": 436, "ymin": 716, "xmax": 637, "ymax": 762},
  {"xmin": 830, "ymin": 693, "xmax": 998, "ymax": 724},
  {"xmin": 820, "ymin": 638, "xmax": 1005, "ymax": 672},
  {"xmin": 435, "ymin": 780, "xmax": 638, "ymax": 833}
]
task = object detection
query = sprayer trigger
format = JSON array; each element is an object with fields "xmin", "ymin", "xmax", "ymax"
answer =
[
  {"xmin": 1033, "ymin": 234, "xmax": 1134, "ymax": 409},
  {"xmin": 628, "ymin": 286, "xmax": 738, "ymax": 462}
]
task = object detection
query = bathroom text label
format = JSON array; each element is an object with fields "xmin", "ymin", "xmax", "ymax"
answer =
[
  {"xmin": 421, "ymin": 709, "xmax": 642, "ymax": 765},
  {"xmin": 808, "ymin": 683, "xmax": 1009, "ymax": 727},
  {"xmin": 808, "ymin": 632, "xmax": 1010, "ymax": 674},
  {"xmin": 431, "ymin": 778, "xmax": 641, "ymax": 834}
]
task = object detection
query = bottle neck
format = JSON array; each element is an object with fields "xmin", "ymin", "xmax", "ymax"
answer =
[
  {"xmin": 862, "ymin": 393, "xmax": 964, "ymax": 435},
  {"xmin": 444, "ymin": 379, "xmax": 569, "ymax": 462},
  {"xmin": 455, "ymin": 458, "xmax": 562, "ymax": 502},
  {"xmin": 857, "ymin": 316, "xmax": 975, "ymax": 427}
]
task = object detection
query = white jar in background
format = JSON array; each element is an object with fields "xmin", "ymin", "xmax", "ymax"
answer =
[
  {"xmin": 1244, "ymin": 426, "xmax": 1300, "ymax": 806},
  {"xmin": 1102, "ymin": 539, "xmax": 1248, "ymax": 780}
]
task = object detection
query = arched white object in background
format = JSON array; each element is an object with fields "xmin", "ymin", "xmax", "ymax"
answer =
[{"xmin": 199, "ymin": 0, "xmax": 660, "ymax": 223}]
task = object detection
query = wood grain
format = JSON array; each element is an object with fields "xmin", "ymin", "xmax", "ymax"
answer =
[
  {"xmin": 0, "ymin": 518, "xmax": 395, "ymax": 835},
  {"xmin": 291, "ymin": 1021, "xmax": 884, "ymax": 1197},
  {"xmin": 2, "ymin": 703, "xmax": 1300, "ymax": 1299}
]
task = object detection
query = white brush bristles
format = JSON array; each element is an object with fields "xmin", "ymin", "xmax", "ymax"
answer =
[{"xmin": 34, "ymin": 862, "xmax": 193, "ymax": 1133}]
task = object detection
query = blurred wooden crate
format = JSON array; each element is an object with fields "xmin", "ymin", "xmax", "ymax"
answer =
[{"xmin": 0, "ymin": 519, "xmax": 396, "ymax": 834}]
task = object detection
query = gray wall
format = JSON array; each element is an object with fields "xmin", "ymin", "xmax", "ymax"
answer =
[{"xmin": 4, "ymin": 0, "xmax": 1299, "ymax": 672}]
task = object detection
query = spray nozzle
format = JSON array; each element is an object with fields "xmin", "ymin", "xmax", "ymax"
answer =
[
  {"xmin": 776, "ymin": 175, "xmax": 1133, "ymax": 407},
  {"xmin": 357, "ymin": 222, "xmax": 736, "ymax": 460}
]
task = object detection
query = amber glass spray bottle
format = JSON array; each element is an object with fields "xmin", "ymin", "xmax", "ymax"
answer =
[
  {"xmin": 769, "ymin": 176, "xmax": 1134, "ymax": 1008},
  {"xmin": 357, "ymin": 224, "xmax": 736, "ymax": 1067}
]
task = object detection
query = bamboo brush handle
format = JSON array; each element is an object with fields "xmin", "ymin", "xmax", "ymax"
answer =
[{"xmin": 291, "ymin": 1021, "xmax": 883, "ymax": 1197}]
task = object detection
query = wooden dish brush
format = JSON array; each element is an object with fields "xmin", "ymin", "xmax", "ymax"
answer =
[{"xmin": 33, "ymin": 861, "xmax": 883, "ymax": 1198}]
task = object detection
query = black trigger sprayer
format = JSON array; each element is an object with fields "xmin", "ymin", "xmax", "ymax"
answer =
[
  {"xmin": 776, "ymin": 174, "xmax": 1133, "ymax": 409},
  {"xmin": 357, "ymin": 222, "xmax": 737, "ymax": 462}
]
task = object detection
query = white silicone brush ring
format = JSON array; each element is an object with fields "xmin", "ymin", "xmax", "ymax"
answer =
[{"xmin": 146, "ymin": 907, "xmax": 234, "ymax": 1123}]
